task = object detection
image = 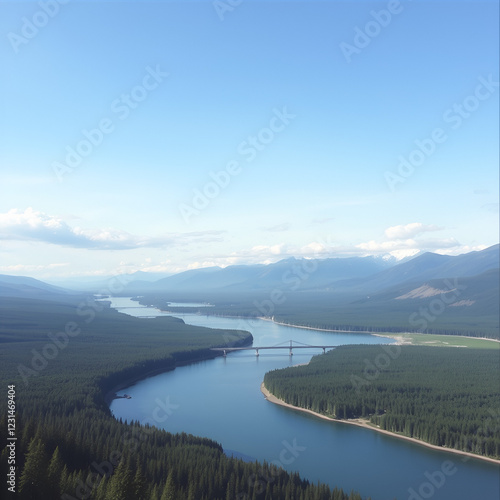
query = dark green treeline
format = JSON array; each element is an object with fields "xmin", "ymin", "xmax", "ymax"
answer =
[
  {"xmin": 0, "ymin": 297, "xmax": 365, "ymax": 500},
  {"xmin": 264, "ymin": 345, "xmax": 500, "ymax": 459}
]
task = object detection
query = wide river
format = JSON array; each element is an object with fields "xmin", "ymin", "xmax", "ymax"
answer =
[{"xmin": 108, "ymin": 297, "xmax": 499, "ymax": 500}]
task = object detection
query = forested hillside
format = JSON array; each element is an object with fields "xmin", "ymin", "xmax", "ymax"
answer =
[
  {"xmin": 131, "ymin": 245, "xmax": 499, "ymax": 339},
  {"xmin": 264, "ymin": 345, "xmax": 500, "ymax": 459},
  {"xmin": 0, "ymin": 296, "xmax": 365, "ymax": 500},
  {"xmin": 138, "ymin": 286, "xmax": 500, "ymax": 340}
]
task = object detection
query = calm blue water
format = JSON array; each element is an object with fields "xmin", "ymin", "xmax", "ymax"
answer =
[
  {"xmin": 165, "ymin": 302, "xmax": 214, "ymax": 308},
  {"xmin": 109, "ymin": 298, "xmax": 500, "ymax": 500}
]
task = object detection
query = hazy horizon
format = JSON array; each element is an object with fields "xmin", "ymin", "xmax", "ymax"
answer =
[{"xmin": 1, "ymin": 1, "xmax": 498, "ymax": 280}]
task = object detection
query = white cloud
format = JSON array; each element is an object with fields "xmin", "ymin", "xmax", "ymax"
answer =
[
  {"xmin": 299, "ymin": 242, "xmax": 327, "ymax": 255},
  {"xmin": 0, "ymin": 208, "xmax": 225, "ymax": 250},
  {"xmin": 186, "ymin": 261, "xmax": 223, "ymax": 270},
  {"xmin": 356, "ymin": 236, "xmax": 461, "ymax": 258},
  {"xmin": 185, "ymin": 235, "xmax": 468, "ymax": 269},
  {"xmin": 384, "ymin": 222, "xmax": 442, "ymax": 240},
  {"xmin": 2, "ymin": 209, "xmax": 489, "ymax": 278},
  {"xmin": 433, "ymin": 244, "xmax": 487, "ymax": 256},
  {"xmin": 386, "ymin": 249, "xmax": 421, "ymax": 260},
  {"xmin": 0, "ymin": 263, "xmax": 69, "ymax": 273},
  {"xmin": 357, "ymin": 239, "xmax": 419, "ymax": 252},
  {"xmin": 138, "ymin": 235, "xmax": 483, "ymax": 273}
]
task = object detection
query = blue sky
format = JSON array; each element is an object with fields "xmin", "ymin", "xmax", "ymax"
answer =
[{"xmin": 0, "ymin": 0, "xmax": 498, "ymax": 278}]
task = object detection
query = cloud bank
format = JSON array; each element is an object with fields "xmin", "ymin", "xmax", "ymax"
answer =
[{"xmin": 0, "ymin": 208, "xmax": 223, "ymax": 250}]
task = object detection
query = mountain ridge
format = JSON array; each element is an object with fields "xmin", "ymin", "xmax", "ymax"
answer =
[{"xmin": 118, "ymin": 245, "xmax": 499, "ymax": 295}]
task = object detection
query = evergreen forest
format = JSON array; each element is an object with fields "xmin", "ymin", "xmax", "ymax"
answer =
[
  {"xmin": 0, "ymin": 296, "xmax": 366, "ymax": 500},
  {"xmin": 264, "ymin": 345, "xmax": 500, "ymax": 459}
]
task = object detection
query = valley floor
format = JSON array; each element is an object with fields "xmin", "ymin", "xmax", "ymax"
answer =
[{"xmin": 258, "ymin": 317, "xmax": 500, "ymax": 348}]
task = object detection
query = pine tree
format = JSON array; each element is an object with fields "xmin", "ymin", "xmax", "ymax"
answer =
[
  {"xmin": 105, "ymin": 459, "xmax": 134, "ymax": 500},
  {"xmin": 59, "ymin": 465, "xmax": 70, "ymax": 496},
  {"xmin": 95, "ymin": 475, "xmax": 108, "ymax": 500},
  {"xmin": 19, "ymin": 418, "xmax": 36, "ymax": 458},
  {"xmin": 18, "ymin": 437, "xmax": 49, "ymax": 499},
  {"xmin": 225, "ymin": 481, "xmax": 233, "ymax": 500},
  {"xmin": 47, "ymin": 446, "xmax": 64, "ymax": 498},
  {"xmin": 132, "ymin": 459, "xmax": 148, "ymax": 499},
  {"xmin": 149, "ymin": 483, "xmax": 160, "ymax": 500},
  {"xmin": 0, "ymin": 447, "xmax": 9, "ymax": 486},
  {"xmin": 160, "ymin": 471, "xmax": 176, "ymax": 500},
  {"xmin": 187, "ymin": 482, "xmax": 196, "ymax": 500}
]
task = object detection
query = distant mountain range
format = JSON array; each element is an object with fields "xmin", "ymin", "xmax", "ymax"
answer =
[
  {"xmin": 45, "ymin": 270, "xmax": 172, "ymax": 291},
  {"xmin": 333, "ymin": 244, "xmax": 500, "ymax": 293},
  {"xmin": 346, "ymin": 267, "xmax": 499, "ymax": 319},
  {"xmin": 1, "ymin": 245, "xmax": 498, "ymax": 336},
  {"xmin": 121, "ymin": 255, "xmax": 396, "ymax": 294},
  {"xmin": 0, "ymin": 274, "xmax": 77, "ymax": 301},
  {"xmin": 2, "ymin": 245, "xmax": 498, "ymax": 299},
  {"xmin": 113, "ymin": 245, "xmax": 499, "ymax": 296}
]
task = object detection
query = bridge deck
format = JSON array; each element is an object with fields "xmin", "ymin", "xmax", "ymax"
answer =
[{"xmin": 211, "ymin": 345, "xmax": 336, "ymax": 351}]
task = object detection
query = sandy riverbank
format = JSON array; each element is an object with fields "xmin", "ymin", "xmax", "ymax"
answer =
[
  {"xmin": 257, "ymin": 317, "xmax": 391, "ymax": 337},
  {"xmin": 258, "ymin": 317, "xmax": 500, "ymax": 346},
  {"xmin": 371, "ymin": 333, "xmax": 410, "ymax": 345},
  {"xmin": 260, "ymin": 382, "xmax": 500, "ymax": 466},
  {"xmin": 372, "ymin": 333, "xmax": 500, "ymax": 345}
]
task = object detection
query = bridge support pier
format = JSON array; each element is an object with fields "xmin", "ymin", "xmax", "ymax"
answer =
[
  {"xmin": 255, "ymin": 349, "xmax": 259, "ymax": 357},
  {"xmin": 322, "ymin": 347, "xmax": 326, "ymax": 353},
  {"xmin": 289, "ymin": 349, "xmax": 293, "ymax": 356},
  {"xmin": 223, "ymin": 349, "xmax": 227, "ymax": 357}
]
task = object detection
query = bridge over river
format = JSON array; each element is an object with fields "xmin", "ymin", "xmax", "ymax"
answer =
[{"xmin": 211, "ymin": 339, "xmax": 336, "ymax": 357}]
